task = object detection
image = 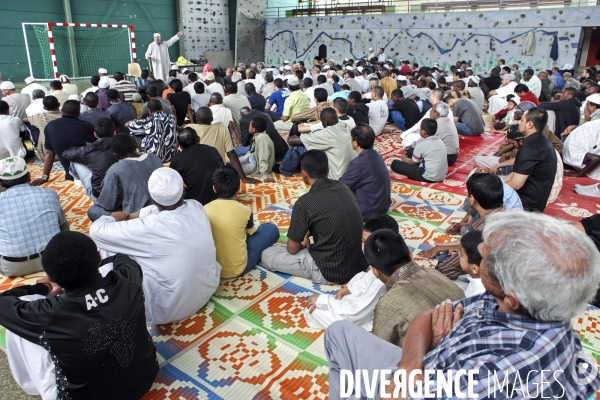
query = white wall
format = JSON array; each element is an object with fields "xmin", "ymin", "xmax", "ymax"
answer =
[
  {"xmin": 181, "ymin": 0, "xmax": 230, "ymax": 60},
  {"xmin": 264, "ymin": 7, "xmax": 600, "ymax": 73}
]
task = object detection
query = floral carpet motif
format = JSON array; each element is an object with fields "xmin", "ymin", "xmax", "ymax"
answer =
[{"xmin": 0, "ymin": 123, "xmax": 599, "ymax": 399}]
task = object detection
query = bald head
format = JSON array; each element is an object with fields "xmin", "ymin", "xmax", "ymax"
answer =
[
  {"xmin": 196, "ymin": 107, "xmax": 213, "ymax": 125},
  {"xmin": 240, "ymin": 106, "xmax": 252, "ymax": 118},
  {"xmin": 210, "ymin": 93, "xmax": 223, "ymax": 105}
]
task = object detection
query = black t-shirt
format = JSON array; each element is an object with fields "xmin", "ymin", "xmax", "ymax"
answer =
[
  {"xmin": 0, "ymin": 254, "xmax": 158, "ymax": 400},
  {"xmin": 287, "ymin": 178, "xmax": 368, "ymax": 283},
  {"xmin": 484, "ymin": 75, "xmax": 502, "ymax": 91},
  {"xmin": 512, "ymin": 131, "xmax": 557, "ymax": 212},
  {"xmin": 167, "ymin": 92, "xmax": 191, "ymax": 126},
  {"xmin": 45, "ymin": 115, "xmax": 96, "ymax": 180},
  {"xmin": 170, "ymin": 144, "xmax": 224, "ymax": 205},
  {"xmin": 391, "ymin": 98, "xmax": 421, "ymax": 130}
]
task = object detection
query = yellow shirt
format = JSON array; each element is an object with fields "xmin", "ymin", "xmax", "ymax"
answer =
[
  {"xmin": 184, "ymin": 122, "xmax": 234, "ymax": 162},
  {"xmin": 204, "ymin": 199, "xmax": 255, "ymax": 278}
]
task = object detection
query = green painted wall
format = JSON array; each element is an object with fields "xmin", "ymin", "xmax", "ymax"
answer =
[{"xmin": 1, "ymin": 0, "xmax": 179, "ymax": 82}]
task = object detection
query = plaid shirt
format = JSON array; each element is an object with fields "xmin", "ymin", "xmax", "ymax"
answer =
[
  {"xmin": 0, "ymin": 184, "xmax": 65, "ymax": 257},
  {"xmin": 417, "ymin": 293, "xmax": 600, "ymax": 399}
]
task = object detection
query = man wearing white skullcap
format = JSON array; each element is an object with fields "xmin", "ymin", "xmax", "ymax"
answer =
[
  {"xmin": 21, "ymin": 76, "xmax": 48, "ymax": 98},
  {"xmin": 91, "ymin": 167, "xmax": 221, "ymax": 326},
  {"xmin": 0, "ymin": 156, "xmax": 68, "ymax": 276},
  {"xmin": 367, "ymin": 47, "xmax": 376, "ymax": 60},
  {"xmin": 144, "ymin": 31, "xmax": 183, "ymax": 82},
  {"xmin": 97, "ymin": 68, "xmax": 117, "ymax": 89}
]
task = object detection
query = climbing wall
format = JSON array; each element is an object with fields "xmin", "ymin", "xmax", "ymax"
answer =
[
  {"xmin": 264, "ymin": 6, "xmax": 600, "ymax": 72},
  {"xmin": 182, "ymin": 0, "xmax": 230, "ymax": 60},
  {"xmin": 235, "ymin": 1, "xmax": 266, "ymax": 65}
]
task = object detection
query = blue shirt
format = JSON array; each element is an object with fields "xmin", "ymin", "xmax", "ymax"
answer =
[
  {"xmin": 339, "ymin": 149, "xmax": 391, "ymax": 220},
  {"xmin": 332, "ymin": 82, "xmax": 341, "ymax": 93},
  {"xmin": 553, "ymin": 72, "xmax": 565, "ymax": 89},
  {"xmin": 421, "ymin": 293, "xmax": 600, "ymax": 399},
  {"xmin": 268, "ymin": 89, "xmax": 289, "ymax": 117},
  {"xmin": 329, "ymin": 90, "xmax": 350, "ymax": 102},
  {"xmin": 0, "ymin": 184, "xmax": 65, "ymax": 256}
]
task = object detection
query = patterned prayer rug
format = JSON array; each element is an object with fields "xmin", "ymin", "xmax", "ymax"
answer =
[{"xmin": 1, "ymin": 124, "xmax": 599, "ymax": 399}]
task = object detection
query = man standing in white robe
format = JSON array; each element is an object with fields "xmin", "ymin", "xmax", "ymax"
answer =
[
  {"xmin": 90, "ymin": 167, "xmax": 221, "ymax": 326},
  {"xmin": 145, "ymin": 32, "xmax": 182, "ymax": 82}
]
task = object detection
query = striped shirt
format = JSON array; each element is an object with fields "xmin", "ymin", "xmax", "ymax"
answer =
[
  {"xmin": 287, "ymin": 178, "xmax": 367, "ymax": 283},
  {"xmin": 0, "ymin": 184, "xmax": 65, "ymax": 257},
  {"xmin": 113, "ymin": 80, "xmax": 139, "ymax": 102},
  {"xmin": 419, "ymin": 293, "xmax": 600, "ymax": 399}
]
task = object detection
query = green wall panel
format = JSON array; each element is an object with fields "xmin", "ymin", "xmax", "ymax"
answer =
[{"xmin": 0, "ymin": 0, "xmax": 179, "ymax": 82}]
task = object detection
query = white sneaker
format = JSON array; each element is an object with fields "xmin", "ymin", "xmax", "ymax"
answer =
[{"xmin": 74, "ymin": 179, "xmax": 83, "ymax": 188}]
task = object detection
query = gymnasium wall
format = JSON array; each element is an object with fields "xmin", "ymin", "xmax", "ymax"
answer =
[
  {"xmin": 264, "ymin": 7, "xmax": 600, "ymax": 74},
  {"xmin": 2, "ymin": 0, "xmax": 178, "ymax": 82}
]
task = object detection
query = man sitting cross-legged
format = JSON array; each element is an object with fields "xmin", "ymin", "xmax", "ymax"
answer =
[
  {"xmin": 90, "ymin": 167, "xmax": 221, "ymax": 326},
  {"xmin": 205, "ymin": 166, "xmax": 280, "ymax": 279},
  {"xmin": 0, "ymin": 231, "xmax": 159, "ymax": 400},
  {"xmin": 339, "ymin": 125, "xmax": 391, "ymax": 220},
  {"xmin": 261, "ymin": 150, "xmax": 367, "ymax": 284},
  {"xmin": 62, "ymin": 118, "xmax": 119, "ymax": 201},
  {"xmin": 0, "ymin": 157, "xmax": 69, "ymax": 277},
  {"xmin": 279, "ymin": 108, "xmax": 356, "ymax": 179},
  {"xmin": 87, "ymin": 134, "xmax": 163, "ymax": 222},
  {"xmin": 325, "ymin": 210, "xmax": 600, "ymax": 400}
]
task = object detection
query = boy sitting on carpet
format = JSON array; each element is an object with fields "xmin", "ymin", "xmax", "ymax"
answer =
[
  {"xmin": 459, "ymin": 230, "xmax": 486, "ymax": 298},
  {"xmin": 303, "ymin": 214, "xmax": 396, "ymax": 330},
  {"xmin": 390, "ymin": 118, "xmax": 448, "ymax": 183},
  {"xmin": 205, "ymin": 166, "xmax": 280, "ymax": 279},
  {"xmin": 238, "ymin": 117, "xmax": 276, "ymax": 183}
]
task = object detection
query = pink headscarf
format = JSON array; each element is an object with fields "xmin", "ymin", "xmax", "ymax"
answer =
[{"xmin": 203, "ymin": 63, "xmax": 213, "ymax": 74}]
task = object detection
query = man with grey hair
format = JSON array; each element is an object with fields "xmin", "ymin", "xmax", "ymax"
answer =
[
  {"xmin": 25, "ymin": 89, "xmax": 46, "ymax": 117},
  {"xmin": 144, "ymin": 31, "xmax": 182, "ymax": 82},
  {"xmin": 487, "ymin": 73, "xmax": 518, "ymax": 114},
  {"xmin": 563, "ymin": 72, "xmax": 581, "ymax": 90},
  {"xmin": 511, "ymin": 64, "xmax": 522, "ymax": 82},
  {"xmin": 430, "ymin": 101, "xmax": 459, "ymax": 165},
  {"xmin": 324, "ymin": 209, "xmax": 600, "ymax": 400}
]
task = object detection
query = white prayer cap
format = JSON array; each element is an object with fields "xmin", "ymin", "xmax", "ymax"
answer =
[
  {"xmin": 284, "ymin": 65, "xmax": 292, "ymax": 71},
  {"xmin": 328, "ymin": 59, "xmax": 334, "ymax": 62},
  {"xmin": 148, "ymin": 168, "xmax": 184, "ymax": 207},
  {"xmin": 588, "ymin": 94, "xmax": 600, "ymax": 105},
  {"xmin": 182, "ymin": 68, "xmax": 189, "ymax": 73},
  {"xmin": 369, "ymin": 47, "xmax": 373, "ymax": 51},
  {"xmin": 433, "ymin": 63, "xmax": 439, "ymax": 67},
  {"xmin": 171, "ymin": 65, "xmax": 179, "ymax": 70},
  {"xmin": 0, "ymin": 156, "xmax": 27, "ymax": 180},
  {"xmin": 0, "ymin": 81, "xmax": 15, "ymax": 90},
  {"xmin": 98, "ymin": 68, "xmax": 108, "ymax": 74},
  {"xmin": 383, "ymin": 64, "xmax": 390, "ymax": 69},
  {"xmin": 286, "ymin": 77, "xmax": 299, "ymax": 86},
  {"xmin": 345, "ymin": 66, "xmax": 354, "ymax": 71},
  {"xmin": 98, "ymin": 77, "xmax": 110, "ymax": 89},
  {"xmin": 322, "ymin": 65, "xmax": 330, "ymax": 70},
  {"xmin": 279, "ymin": 66, "xmax": 284, "ymax": 72},
  {"xmin": 59, "ymin": 74, "xmax": 70, "ymax": 83},
  {"xmin": 466, "ymin": 67, "xmax": 473, "ymax": 71},
  {"xmin": 231, "ymin": 72, "xmax": 242, "ymax": 82},
  {"xmin": 68, "ymin": 94, "xmax": 79, "ymax": 101},
  {"xmin": 154, "ymin": 32, "xmax": 161, "ymax": 37},
  {"xmin": 503, "ymin": 73, "xmax": 516, "ymax": 81},
  {"xmin": 469, "ymin": 76, "xmax": 480, "ymax": 84},
  {"xmin": 344, "ymin": 58, "xmax": 349, "ymax": 62},
  {"xmin": 396, "ymin": 75, "xmax": 408, "ymax": 81},
  {"xmin": 24, "ymin": 76, "xmax": 36, "ymax": 84},
  {"xmin": 284, "ymin": 60, "xmax": 290, "ymax": 64},
  {"xmin": 357, "ymin": 66, "xmax": 363, "ymax": 73},
  {"xmin": 508, "ymin": 96, "xmax": 520, "ymax": 105}
]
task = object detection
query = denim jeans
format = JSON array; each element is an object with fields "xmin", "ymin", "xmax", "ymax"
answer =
[
  {"xmin": 279, "ymin": 145, "xmax": 307, "ymax": 176},
  {"xmin": 244, "ymin": 223, "xmax": 281, "ymax": 274},
  {"xmin": 264, "ymin": 109, "xmax": 281, "ymax": 122},
  {"xmin": 454, "ymin": 122, "xmax": 481, "ymax": 136},
  {"xmin": 235, "ymin": 145, "xmax": 250, "ymax": 157},
  {"xmin": 70, "ymin": 162, "xmax": 96, "ymax": 201}
]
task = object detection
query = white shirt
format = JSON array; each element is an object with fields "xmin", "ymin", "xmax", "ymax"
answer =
[
  {"xmin": 4, "ymin": 93, "xmax": 31, "ymax": 120},
  {"xmin": 90, "ymin": 201, "xmax": 222, "ymax": 326},
  {"xmin": 366, "ymin": 99, "xmax": 389, "ymax": 136},
  {"xmin": 304, "ymin": 270, "xmax": 386, "ymax": 330},
  {"xmin": 377, "ymin": 53, "xmax": 388, "ymax": 62},
  {"xmin": 26, "ymin": 98, "xmax": 46, "ymax": 117},
  {"xmin": 563, "ymin": 119, "xmax": 600, "ymax": 180},
  {"xmin": 62, "ymin": 83, "xmax": 79, "ymax": 97},
  {"xmin": 184, "ymin": 81, "xmax": 203, "ymax": 97},
  {"xmin": 495, "ymin": 82, "xmax": 518, "ymax": 98},
  {"xmin": 304, "ymin": 86, "xmax": 317, "ymax": 108},
  {"xmin": 402, "ymin": 108, "xmax": 454, "ymax": 147},
  {"xmin": 206, "ymin": 82, "xmax": 225, "ymax": 97},
  {"xmin": 308, "ymin": 116, "xmax": 356, "ymax": 132},
  {"xmin": 21, "ymin": 82, "xmax": 48, "ymax": 97},
  {"xmin": 464, "ymin": 276, "xmax": 486, "ymax": 298},
  {"xmin": 245, "ymin": 78, "xmax": 264, "ymax": 92},
  {"xmin": 0, "ymin": 114, "xmax": 26, "ymax": 157},
  {"xmin": 209, "ymin": 104, "xmax": 234, "ymax": 126},
  {"xmin": 522, "ymin": 76, "xmax": 542, "ymax": 98},
  {"xmin": 81, "ymin": 86, "xmax": 99, "ymax": 97}
]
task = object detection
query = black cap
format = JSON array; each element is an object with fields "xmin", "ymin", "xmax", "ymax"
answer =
[{"xmin": 507, "ymin": 124, "xmax": 524, "ymax": 140}]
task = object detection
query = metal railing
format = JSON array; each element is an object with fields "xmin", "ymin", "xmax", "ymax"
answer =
[{"xmin": 265, "ymin": 0, "xmax": 598, "ymax": 18}]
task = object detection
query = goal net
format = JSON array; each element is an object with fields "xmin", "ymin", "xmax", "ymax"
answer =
[{"xmin": 24, "ymin": 23, "xmax": 136, "ymax": 80}]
